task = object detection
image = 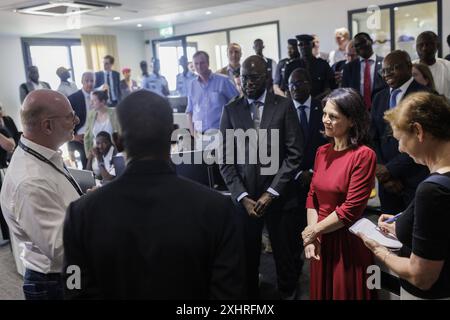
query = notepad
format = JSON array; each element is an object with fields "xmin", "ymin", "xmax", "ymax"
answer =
[{"xmin": 349, "ymin": 218, "xmax": 403, "ymax": 249}]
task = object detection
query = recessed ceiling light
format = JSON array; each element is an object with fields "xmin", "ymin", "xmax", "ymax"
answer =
[
  {"xmin": 413, "ymin": 17, "xmax": 419, "ymax": 22},
  {"xmin": 394, "ymin": 7, "xmax": 399, "ymax": 11},
  {"xmin": 137, "ymin": 24, "xmax": 143, "ymax": 28},
  {"xmin": 113, "ymin": 16, "xmax": 121, "ymax": 20},
  {"xmin": 205, "ymin": 11, "xmax": 212, "ymax": 15},
  {"xmin": 405, "ymin": 13, "xmax": 410, "ymax": 17}
]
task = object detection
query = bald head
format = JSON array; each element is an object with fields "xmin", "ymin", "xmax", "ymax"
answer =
[
  {"xmin": 21, "ymin": 89, "xmax": 71, "ymax": 132},
  {"xmin": 241, "ymin": 55, "xmax": 267, "ymax": 99}
]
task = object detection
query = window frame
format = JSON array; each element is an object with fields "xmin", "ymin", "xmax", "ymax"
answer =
[
  {"xmin": 151, "ymin": 21, "xmax": 281, "ymax": 62},
  {"xmin": 21, "ymin": 37, "xmax": 82, "ymax": 83},
  {"xmin": 348, "ymin": 0, "xmax": 443, "ymax": 57}
]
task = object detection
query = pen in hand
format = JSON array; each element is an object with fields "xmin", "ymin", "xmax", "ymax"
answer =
[{"xmin": 383, "ymin": 212, "xmax": 403, "ymax": 224}]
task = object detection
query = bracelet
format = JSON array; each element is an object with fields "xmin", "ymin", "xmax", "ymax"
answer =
[{"xmin": 382, "ymin": 250, "xmax": 391, "ymax": 264}]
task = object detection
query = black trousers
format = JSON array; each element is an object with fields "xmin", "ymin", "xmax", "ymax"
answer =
[
  {"xmin": 67, "ymin": 141, "xmax": 87, "ymax": 169},
  {"xmin": 0, "ymin": 172, "xmax": 10, "ymax": 240},
  {"xmin": 240, "ymin": 203, "xmax": 303, "ymax": 299}
]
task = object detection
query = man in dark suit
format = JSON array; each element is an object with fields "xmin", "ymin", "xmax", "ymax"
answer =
[
  {"xmin": 371, "ymin": 50, "xmax": 430, "ymax": 214},
  {"xmin": 94, "ymin": 55, "xmax": 121, "ymax": 106},
  {"xmin": 67, "ymin": 71, "xmax": 95, "ymax": 169},
  {"xmin": 19, "ymin": 66, "xmax": 51, "ymax": 103},
  {"xmin": 288, "ymin": 68, "xmax": 328, "ymax": 234},
  {"xmin": 63, "ymin": 90, "xmax": 245, "ymax": 299},
  {"xmin": 342, "ymin": 32, "xmax": 387, "ymax": 110},
  {"xmin": 274, "ymin": 39, "xmax": 300, "ymax": 96},
  {"xmin": 283, "ymin": 34, "xmax": 336, "ymax": 100},
  {"xmin": 220, "ymin": 55, "xmax": 303, "ymax": 299}
]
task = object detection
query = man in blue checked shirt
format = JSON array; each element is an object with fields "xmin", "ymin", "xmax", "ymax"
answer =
[{"xmin": 186, "ymin": 51, "xmax": 239, "ymax": 136}]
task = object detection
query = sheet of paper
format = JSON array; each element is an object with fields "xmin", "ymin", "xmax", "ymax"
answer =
[{"xmin": 349, "ymin": 218, "xmax": 403, "ymax": 249}]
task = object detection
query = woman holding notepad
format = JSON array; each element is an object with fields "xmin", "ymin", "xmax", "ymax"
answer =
[
  {"xmin": 359, "ymin": 92, "xmax": 450, "ymax": 300},
  {"xmin": 301, "ymin": 88, "xmax": 377, "ymax": 300}
]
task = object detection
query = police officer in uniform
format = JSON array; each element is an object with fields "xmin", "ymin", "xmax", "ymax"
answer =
[
  {"xmin": 176, "ymin": 55, "xmax": 196, "ymax": 96},
  {"xmin": 141, "ymin": 58, "xmax": 170, "ymax": 97},
  {"xmin": 283, "ymin": 34, "xmax": 336, "ymax": 100},
  {"xmin": 274, "ymin": 39, "xmax": 300, "ymax": 96}
]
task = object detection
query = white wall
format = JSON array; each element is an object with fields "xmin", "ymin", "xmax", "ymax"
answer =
[
  {"xmin": 0, "ymin": 28, "xmax": 146, "ymax": 125},
  {"xmin": 0, "ymin": 35, "xmax": 25, "ymax": 125},
  {"xmin": 145, "ymin": 0, "xmax": 450, "ymax": 58}
]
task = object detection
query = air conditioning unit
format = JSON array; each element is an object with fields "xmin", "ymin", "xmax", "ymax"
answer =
[{"xmin": 16, "ymin": 1, "xmax": 121, "ymax": 17}]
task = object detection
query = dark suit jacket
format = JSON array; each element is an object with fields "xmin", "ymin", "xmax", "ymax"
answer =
[
  {"xmin": 68, "ymin": 90, "xmax": 87, "ymax": 134},
  {"xmin": 94, "ymin": 70, "xmax": 121, "ymax": 102},
  {"xmin": 298, "ymin": 98, "xmax": 328, "ymax": 172},
  {"xmin": 371, "ymin": 79, "xmax": 430, "ymax": 205},
  {"xmin": 219, "ymin": 92, "xmax": 303, "ymax": 211},
  {"xmin": 342, "ymin": 56, "xmax": 387, "ymax": 100},
  {"xmin": 19, "ymin": 81, "xmax": 51, "ymax": 103},
  {"xmin": 63, "ymin": 159, "xmax": 245, "ymax": 299}
]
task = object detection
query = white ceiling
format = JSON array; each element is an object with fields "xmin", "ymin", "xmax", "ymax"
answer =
[{"xmin": 0, "ymin": 0, "xmax": 317, "ymax": 36}]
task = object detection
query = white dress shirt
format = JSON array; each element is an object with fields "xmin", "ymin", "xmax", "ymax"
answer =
[
  {"xmin": 413, "ymin": 58, "xmax": 450, "ymax": 99},
  {"xmin": 390, "ymin": 77, "xmax": 414, "ymax": 106},
  {"xmin": 293, "ymin": 95, "xmax": 312, "ymax": 123},
  {"xmin": 0, "ymin": 137, "xmax": 80, "ymax": 274},
  {"xmin": 57, "ymin": 81, "xmax": 78, "ymax": 97},
  {"xmin": 236, "ymin": 90, "xmax": 280, "ymax": 202},
  {"xmin": 359, "ymin": 53, "xmax": 377, "ymax": 93},
  {"xmin": 75, "ymin": 89, "xmax": 92, "ymax": 135}
]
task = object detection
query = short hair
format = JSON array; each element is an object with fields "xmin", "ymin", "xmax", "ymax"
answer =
[
  {"xmin": 335, "ymin": 27, "xmax": 350, "ymax": 39},
  {"xmin": 290, "ymin": 67, "xmax": 311, "ymax": 83},
  {"xmin": 387, "ymin": 50, "xmax": 412, "ymax": 66},
  {"xmin": 227, "ymin": 43, "xmax": 241, "ymax": 51},
  {"xmin": 412, "ymin": 63, "xmax": 437, "ymax": 92},
  {"xmin": 288, "ymin": 39, "xmax": 297, "ymax": 46},
  {"xmin": 322, "ymin": 88, "xmax": 370, "ymax": 148},
  {"xmin": 254, "ymin": 38, "xmax": 263, "ymax": 44},
  {"xmin": 418, "ymin": 31, "xmax": 439, "ymax": 42},
  {"xmin": 354, "ymin": 32, "xmax": 373, "ymax": 43},
  {"xmin": 81, "ymin": 71, "xmax": 94, "ymax": 82},
  {"xmin": 192, "ymin": 51, "xmax": 209, "ymax": 63},
  {"xmin": 92, "ymin": 90, "xmax": 108, "ymax": 103},
  {"xmin": 96, "ymin": 131, "xmax": 112, "ymax": 143},
  {"xmin": 384, "ymin": 92, "xmax": 450, "ymax": 141},
  {"xmin": 116, "ymin": 90, "xmax": 173, "ymax": 159},
  {"xmin": 20, "ymin": 100, "xmax": 48, "ymax": 129},
  {"xmin": 104, "ymin": 55, "xmax": 115, "ymax": 64}
]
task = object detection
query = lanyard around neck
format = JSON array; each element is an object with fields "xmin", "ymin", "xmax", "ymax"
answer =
[{"xmin": 18, "ymin": 141, "xmax": 83, "ymax": 196}]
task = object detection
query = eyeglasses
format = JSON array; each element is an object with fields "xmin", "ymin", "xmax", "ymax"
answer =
[
  {"xmin": 379, "ymin": 64, "xmax": 403, "ymax": 76},
  {"xmin": 241, "ymin": 75, "xmax": 266, "ymax": 82},
  {"xmin": 289, "ymin": 80, "xmax": 310, "ymax": 88},
  {"xmin": 48, "ymin": 111, "xmax": 77, "ymax": 122}
]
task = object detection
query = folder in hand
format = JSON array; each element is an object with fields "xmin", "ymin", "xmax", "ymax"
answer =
[{"xmin": 349, "ymin": 218, "xmax": 403, "ymax": 249}]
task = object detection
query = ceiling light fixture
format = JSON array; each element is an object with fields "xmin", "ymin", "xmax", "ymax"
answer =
[
  {"xmin": 205, "ymin": 11, "xmax": 212, "ymax": 15},
  {"xmin": 137, "ymin": 24, "xmax": 143, "ymax": 28},
  {"xmin": 113, "ymin": 16, "xmax": 120, "ymax": 20}
]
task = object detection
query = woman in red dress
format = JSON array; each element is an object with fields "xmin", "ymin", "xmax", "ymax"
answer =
[{"xmin": 301, "ymin": 88, "xmax": 377, "ymax": 300}]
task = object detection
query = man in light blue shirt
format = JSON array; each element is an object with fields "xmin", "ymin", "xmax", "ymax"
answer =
[
  {"xmin": 176, "ymin": 56, "xmax": 196, "ymax": 96},
  {"xmin": 186, "ymin": 51, "xmax": 239, "ymax": 134},
  {"xmin": 141, "ymin": 58, "xmax": 170, "ymax": 97}
]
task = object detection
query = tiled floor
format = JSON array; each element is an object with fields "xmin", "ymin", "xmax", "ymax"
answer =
[{"xmin": 0, "ymin": 243, "xmax": 23, "ymax": 300}]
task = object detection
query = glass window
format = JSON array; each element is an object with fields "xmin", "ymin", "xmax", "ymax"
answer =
[
  {"xmin": 395, "ymin": 2, "xmax": 438, "ymax": 60},
  {"xmin": 229, "ymin": 24, "xmax": 279, "ymax": 62},
  {"xmin": 155, "ymin": 39, "xmax": 184, "ymax": 91},
  {"xmin": 186, "ymin": 32, "xmax": 227, "ymax": 71},
  {"xmin": 70, "ymin": 45, "xmax": 86, "ymax": 88},
  {"xmin": 351, "ymin": 9, "xmax": 391, "ymax": 57},
  {"xmin": 29, "ymin": 46, "xmax": 71, "ymax": 89}
]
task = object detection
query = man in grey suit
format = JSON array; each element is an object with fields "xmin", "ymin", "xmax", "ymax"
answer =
[
  {"xmin": 19, "ymin": 66, "xmax": 51, "ymax": 103},
  {"xmin": 220, "ymin": 55, "xmax": 304, "ymax": 299}
]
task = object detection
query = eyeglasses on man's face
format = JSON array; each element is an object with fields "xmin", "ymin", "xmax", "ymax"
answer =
[
  {"xmin": 380, "ymin": 64, "xmax": 404, "ymax": 76},
  {"xmin": 48, "ymin": 110, "xmax": 77, "ymax": 122},
  {"xmin": 289, "ymin": 80, "xmax": 310, "ymax": 89}
]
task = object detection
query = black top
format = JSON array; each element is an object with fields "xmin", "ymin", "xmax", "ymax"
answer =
[
  {"xmin": 445, "ymin": 54, "xmax": 450, "ymax": 61},
  {"xmin": 0, "ymin": 127, "xmax": 11, "ymax": 168},
  {"xmin": 396, "ymin": 172, "xmax": 450, "ymax": 299}
]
